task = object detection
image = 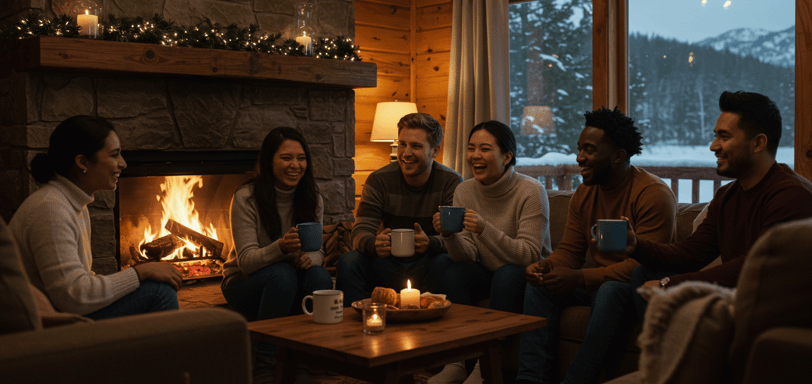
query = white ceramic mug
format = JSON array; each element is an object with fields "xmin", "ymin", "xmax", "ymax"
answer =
[
  {"xmin": 302, "ymin": 289, "xmax": 344, "ymax": 324},
  {"xmin": 391, "ymin": 229, "xmax": 415, "ymax": 257}
]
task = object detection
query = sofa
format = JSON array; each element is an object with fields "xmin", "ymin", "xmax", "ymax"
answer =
[
  {"xmin": 604, "ymin": 216, "xmax": 812, "ymax": 384},
  {"xmin": 483, "ymin": 190, "xmax": 708, "ymax": 381},
  {"xmin": 0, "ymin": 218, "xmax": 253, "ymax": 384}
]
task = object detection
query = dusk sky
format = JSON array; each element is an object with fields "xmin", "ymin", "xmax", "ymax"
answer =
[{"xmin": 629, "ymin": 0, "xmax": 796, "ymax": 43}]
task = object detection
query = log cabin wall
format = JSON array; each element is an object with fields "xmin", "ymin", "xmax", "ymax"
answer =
[{"xmin": 353, "ymin": 0, "xmax": 453, "ymax": 213}]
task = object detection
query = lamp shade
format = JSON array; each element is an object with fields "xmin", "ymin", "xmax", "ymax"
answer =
[
  {"xmin": 371, "ymin": 102, "xmax": 418, "ymax": 142},
  {"xmin": 520, "ymin": 106, "xmax": 556, "ymax": 136}
]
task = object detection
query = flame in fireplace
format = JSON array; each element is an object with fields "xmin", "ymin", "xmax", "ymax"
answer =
[{"xmin": 138, "ymin": 176, "xmax": 219, "ymax": 260}]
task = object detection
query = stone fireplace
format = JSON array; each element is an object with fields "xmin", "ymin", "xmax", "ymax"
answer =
[{"xmin": 0, "ymin": 0, "xmax": 373, "ymax": 275}]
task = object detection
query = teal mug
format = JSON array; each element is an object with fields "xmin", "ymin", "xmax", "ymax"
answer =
[{"xmin": 591, "ymin": 219, "xmax": 627, "ymax": 253}]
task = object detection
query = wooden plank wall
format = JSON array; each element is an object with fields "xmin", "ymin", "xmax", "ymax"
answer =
[{"xmin": 352, "ymin": 0, "xmax": 453, "ymax": 214}]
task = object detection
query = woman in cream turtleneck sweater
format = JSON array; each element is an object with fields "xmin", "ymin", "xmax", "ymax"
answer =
[{"xmin": 430, "ymin": 120, "xmax": 552, "ymax": 384}]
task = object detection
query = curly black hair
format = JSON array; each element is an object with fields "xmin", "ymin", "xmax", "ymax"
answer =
[{"xmin": 583, "ymin": 107, "xmax": 643, "ymax": 161}]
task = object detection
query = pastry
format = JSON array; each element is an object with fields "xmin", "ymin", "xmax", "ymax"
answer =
[
  {"xmin": 371, "ymin": 287, "xmax": 398, "ymax": 306},
  {"xmin": 420, "ymin": 295, "xmax": 444, "ymax": 309}
]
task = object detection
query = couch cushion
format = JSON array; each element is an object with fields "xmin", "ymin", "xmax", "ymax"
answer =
[
  {"xmin": 637, "ymin": 281, "xmax": 735, "ymax": 384},
  {"xmin": 0, "ymin": 218, "xmax": 40, "ymax": 335},
  {"xmin": 675, "ymin": 202, "xmax": 706, "ymax": 242},
  {"xmin": 730, "ymin": 217, "xmax": 812, "ymax": 383},
  {"xmin": 547, "ymin": 190, "xmax": 574, "ymax": 250}
]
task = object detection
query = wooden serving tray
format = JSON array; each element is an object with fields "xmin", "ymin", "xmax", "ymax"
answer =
[{"xmin": 351, "ymin": 298, "xmax": 452, "ymax": 322}]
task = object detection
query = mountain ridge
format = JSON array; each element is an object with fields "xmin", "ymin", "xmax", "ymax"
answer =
[{"xmin": 696, "ymin": 25, "xmax": 795, "ymax": 68}]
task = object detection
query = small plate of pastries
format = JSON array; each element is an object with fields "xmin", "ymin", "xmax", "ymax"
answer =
[{"xmin": 351, "ymin": 287, "xmax": 452, "ymax": 322}]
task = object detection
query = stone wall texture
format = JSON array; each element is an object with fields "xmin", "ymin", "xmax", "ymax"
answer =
[{"xmin": 0, "ymin": 0, "xmax": 357, "ymax": 275}]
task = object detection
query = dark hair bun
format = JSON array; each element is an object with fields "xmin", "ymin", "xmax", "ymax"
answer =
[{"xmin": 30, "ymin": 153, "xmax": 56, "ymax": 184}]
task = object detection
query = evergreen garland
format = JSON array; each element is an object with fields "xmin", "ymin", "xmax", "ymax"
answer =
[{"xmin": 0, "ymin": 12, "xmax": 361, "ymax": 61}]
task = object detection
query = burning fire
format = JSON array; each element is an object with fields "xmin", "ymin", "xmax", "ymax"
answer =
[{"xmin": 138, "ymin": 176, "xmax": 219, "ymax": 260}]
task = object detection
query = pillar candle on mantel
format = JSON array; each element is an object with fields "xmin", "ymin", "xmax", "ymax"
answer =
[
  {"xmin": 400, "ymin": 280, "xmax": 420, "ymax": 308},
  {"xmin": 295, "ymin": 34, "xmax": 312, "ymax": 52},
  {"xmin": 77, "ymin": 10, "xmax": 98, "ymax": 37}
]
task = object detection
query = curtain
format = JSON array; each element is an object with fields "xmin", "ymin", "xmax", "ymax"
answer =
[{"xmin": 444, "ymin": 0, "xmax": 511, "ymax": 179}]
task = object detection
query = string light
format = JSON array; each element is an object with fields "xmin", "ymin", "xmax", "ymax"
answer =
[{"xmin": 1, "ymin": 12, "xmax": 361, "ymax": 61}]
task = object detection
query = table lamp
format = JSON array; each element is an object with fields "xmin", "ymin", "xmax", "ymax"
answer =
[
  {"xmin": 520, "ymin": 106, "xmax": 556, "ymax": 136},
  {"xmin": 371, "ymin": 102, "xmax": 418, "ymax": 162}
]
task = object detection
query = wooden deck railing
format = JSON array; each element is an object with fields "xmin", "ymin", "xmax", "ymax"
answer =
[{"xmin": 515, "ymin": 164, "xmax": 732, "ymax": 204}]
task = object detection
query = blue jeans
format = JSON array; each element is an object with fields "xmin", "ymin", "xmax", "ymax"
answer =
[
  {"xmin": 517, "ymin": 281, "xmax": 635, "ymax": 384},
  {"xmin": 441, "ymin": 262, "xmax": 526, "ymax": 314},
  {"xmin": 335, "ymin": 250, "xmax": 452, "ymax": 306},
  {"xmin": 86, "ymin": 280, "xmax": 178, "ymax": 320},
  {"xmin": 221, "ymin": 262, "xmax": 333, "ymax": 320}
]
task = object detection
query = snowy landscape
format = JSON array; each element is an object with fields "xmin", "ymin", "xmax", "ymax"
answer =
[{"xmin": 509, "ymin": 1, "xmax": 796, "ymax": 204}]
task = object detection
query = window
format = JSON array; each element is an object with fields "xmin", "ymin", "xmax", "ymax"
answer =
[
  {"xmin": 628, "ymin": 0, "xmax": 795, "ymax": 202},
  {"xmin": 508, "ymin": 0, "xmax": 593, "ymax": 158},
  {"xmin": 510, "ymin": 0, "xmax": 806, "ymax": 202}
]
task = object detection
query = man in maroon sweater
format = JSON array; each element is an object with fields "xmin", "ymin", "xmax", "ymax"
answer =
[{"xmin": 625, "ymin": 90, "xmax": 812, "ymax": 320}]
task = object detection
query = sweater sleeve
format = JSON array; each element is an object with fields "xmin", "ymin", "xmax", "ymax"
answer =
[
  {"xmin": 581, "ymin": 183, "xmax": 677, "ymax": 289},
  {"xmin": 25, "ymin": 198, "xmax": 139, "ymax": 315},
  {"xmin": 303, "ymin": 195, "xmax": 326, "ymax": 266},
  {"xmin": 659, "ymin": 184, "xmax": 812, "ymax": 287},
  {"xmin": 230, "ymin": 189, "xmax": 288, "ymax": 275},
  {"xmin": 473, "ymin": 182, "xmax": 547, "ymax": 267}
]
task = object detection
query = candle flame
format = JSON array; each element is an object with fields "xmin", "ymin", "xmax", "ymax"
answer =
[
  {"xmin": 407, "ymin": 279, "xmax": 411, "ymax": 289},
  {"xmin": 85, "ymin": 10, "xmax": 89, "ymax": 15}
]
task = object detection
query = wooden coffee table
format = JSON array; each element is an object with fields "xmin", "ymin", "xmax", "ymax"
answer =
[{"xmin": 248, "ymin": 304, "xmax": 546, "ymax": 384}]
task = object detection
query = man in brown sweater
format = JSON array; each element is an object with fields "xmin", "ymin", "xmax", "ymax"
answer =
[
  {"xmin": 626, "ymin": 91, "xmax": 812, "ymax": 319},
  {"xmin": 516, "ymin": 107, "xmax": 677, "ymax": 384}
]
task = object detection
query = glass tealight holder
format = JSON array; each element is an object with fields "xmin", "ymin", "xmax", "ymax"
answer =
[
  {"xmin": 363, "ymin": 303, "xmax": 386, "ymax": 334},
  {"xmin": 72, "ymin": 1, "xmax": 103, "ymax": 39},
  {"xmin": 295, "ymin": 2, "xmax": 315, "ymax": 56}
]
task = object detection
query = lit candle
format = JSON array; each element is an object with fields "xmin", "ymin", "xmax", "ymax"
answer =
[
  {"xmin": 77, "ymin": 10, "xmax": 98, "ymax": 37},
  {"xmin": 367, "ymin": 314, "xmax": 382, "ymax": 328},
  {"xmin": 400, "ymin": 279, "xmax": 420, "ymax": 309},
  {"xmin": 295, "ymin": 34, "xmax": 312, "ymax": 49}
]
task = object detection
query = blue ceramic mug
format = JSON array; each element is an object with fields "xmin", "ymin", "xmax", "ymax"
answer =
[
  {"xmin": 590, "ymin": 219, "xmax": 627, "ymax": 253},
  {"xmin": 440, "ymin": 206, "xmax": 465, "ymax": 234},
  {"xmin": 297, "ymin": 222, "xmax": 323, "ymax": 252}
]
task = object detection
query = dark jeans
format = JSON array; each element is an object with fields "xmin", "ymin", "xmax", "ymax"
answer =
[
  {"xmin": 334, "ymin": 250, "xmax": 453, "ymax": 306},
  {"xmin": 631, "ymin": 265, "xmax": 676, "ymax": 322},
  {"xmin": 517, "ymin": 281, "xmax": 635, "ymax": 384},
  {"xmin": 221, "ymin": 262, "xmax": 333, "ymax": 320},
  {"xmin": 441, "ymin": 262, "xmax": 526, "ymax": 314},
  {"xmin": 86, "ymin": 280, "xmax": 178, "ymax": 320},
  {"xmin": 221, "ymin": 262, "xmax": 333, "ymax": 356}
]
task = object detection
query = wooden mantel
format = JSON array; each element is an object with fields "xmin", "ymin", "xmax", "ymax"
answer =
[{"xmin": 9, "ymin": 36, "xmax": 377, "ymax": 88}]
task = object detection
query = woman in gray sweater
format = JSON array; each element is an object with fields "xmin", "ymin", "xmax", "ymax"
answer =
[
  {"xmin": 220, "ymin": 127, "xmax": 332, "ymax": 382},
  {"xmin": 221, "ymin": 127, "xmax": 332, "ymax": 318}
]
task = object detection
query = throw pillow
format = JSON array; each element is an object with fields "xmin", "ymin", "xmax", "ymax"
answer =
[{"xmin": 637, "ymin": 281, "xmax": 735, "ymax": 384}]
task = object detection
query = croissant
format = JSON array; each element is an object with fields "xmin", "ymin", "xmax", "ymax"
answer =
[{"xmin": 371, "ymin": 287, "xmax": 398, "ymax": 306}]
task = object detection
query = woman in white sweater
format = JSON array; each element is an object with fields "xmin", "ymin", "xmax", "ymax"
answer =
[
  {"xmin": 220, "ymin": 126, "xmax": 332, "ymax": 319},
  {"xmin": 430, "ymin": 120, "xmax": 552, "ymax": 384},
  {"xmin": 9, "ymin": 115, "xmax": 181, "ymax": 319}
]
